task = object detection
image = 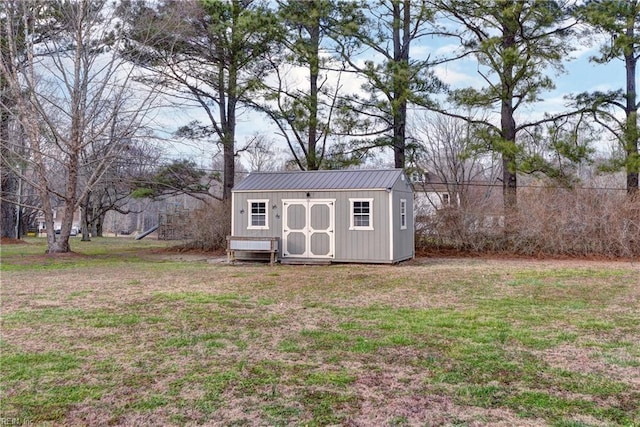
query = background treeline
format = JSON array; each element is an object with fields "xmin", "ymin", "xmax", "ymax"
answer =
[{"xmin": 1, "ymin": 0, "xmax": 638, "ymax": 256}]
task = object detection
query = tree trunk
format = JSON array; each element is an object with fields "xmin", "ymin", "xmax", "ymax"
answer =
[
  {"xmin": 0, "ymin": 107, "xmax": 17, "ymax": 238},
  {"xmin": 625, "ymin": 17, "xmax": 639, "ymax": 195},
  {"xmin": 391, "ymin": 0, "xmax": 409, "ymax": 170},
  {"xmin": 95, "ymin": 212, "xmax": 105, "ymax": 237},
  {"xmin": 48, "ymin": 237, "xmax": 71, "ymax": 253},
  {"xmin": 221, "ymin": 58, "xmax": 235, "ymax": 202},
  {"xmin": 49, "ymin": 4, "xmax": 84, "ymax": 253},
  {"xmin": 220, "ymin": 4, "xmax": 235, "ymax": 203},
  {"xmin": 1, "ymin": 179, "xmax": 17, "ymax": 238},
  {"xmin": 221, "ymin": 0, "xmax": 250, "ymax": 201},
  {"xmin": 625, "ymin": 112, "xmax": 639, "ymax": 194},
  {"xmin": 501, "ymin": 21, "xmax": 518, "ymax": 231},
  {"xmin": 502, "ymin": 155, "xmax": 517, "ymax": 212},
  {"xmin": 391, "ymin": 0, "xmax": 411, "ymax": 169},
  {"xmin": 307, "ymin": 1, "xmax": 321, "ymax": 170},
  {"xmin": 501, "ymin": 97, "xmax": 518, "ymax": 213},
  {"xmin": 81, "ymin": 193, "xmax": 91, "ymax": 241}
]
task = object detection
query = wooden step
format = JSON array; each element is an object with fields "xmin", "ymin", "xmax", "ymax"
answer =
[{"xmin": 280, "ymin": 258, "xmax": 332, "ymax": 265}]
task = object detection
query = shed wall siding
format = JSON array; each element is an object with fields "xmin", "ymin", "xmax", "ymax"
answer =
[
  {"xmin": 387, "ymin": 175, "xmax": 414, "ymax": 262},
  {"xmin": 334, "ymin": 190, "xmax": 389, "ymax": 262},
  {"xmin": 232, "ymin": 190, "xmax": 391, "ymax": 262},
  {"xmin": 391, "ymin": 188, "xmax": 415, "ymax": 262}
]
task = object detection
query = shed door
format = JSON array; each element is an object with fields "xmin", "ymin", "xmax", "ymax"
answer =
[{"xmin": 282, "ymin": 199, "xmax": 334, "ymax": 259}]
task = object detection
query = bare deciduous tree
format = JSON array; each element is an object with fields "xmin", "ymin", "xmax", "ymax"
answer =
[
  {"xmin": 0, "ymin": 0, "xmax": 158, "ymax": 253},
  {"xmin": 79, "ymin": 135, "xmax": 160, "ymax": 240},
  {"xmin": 241, "ymin": 133, "xmax": 283, "ymax": 172},
  {"xmin": 412, "ymin": 112, "xmax": 500, "ymax": 209}
]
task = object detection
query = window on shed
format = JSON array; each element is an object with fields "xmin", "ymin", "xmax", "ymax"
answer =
[
  {"xmin": 248, "ymin": 200, "xmax": 268, "ymax": 229},
  {"xmin": 400, "ymin": 199, "xmax": 407, "ymax": 229},
  {"xmin": 349, "ymin": 198, "xmax": 373, "ymax": 230}
]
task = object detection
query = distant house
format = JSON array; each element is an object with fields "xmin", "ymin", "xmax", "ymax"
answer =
[
  {"xmin": 230, "ymin": 169, "xmax": 414, "ymax": 264},
  {"xmin": 412, "ymin": 169, "xmax": 509, "ymax": 234},
  {"xmin": 410, "ymin": 171, "xmax": 459, "ymax": 218}
]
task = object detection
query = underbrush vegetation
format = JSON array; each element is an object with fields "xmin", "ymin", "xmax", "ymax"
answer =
[
  {"xmin": 417, "ymin": 188, "xmax": 640, "ymax": 258},
  {"xmin": 182, "ymin": 201, "xmax": 231, "ymax": 251},
  {"xmin": 1, "ymin": 239, "xmax": 639, "ymax": 425}
]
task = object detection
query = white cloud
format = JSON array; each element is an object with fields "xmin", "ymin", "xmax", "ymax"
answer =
[
  {"xmin": 571, "ymin": 32, "xmax": 608, "ymax": 60},
  {"xmin": 433, "ymin": 64, "xmax": 482, "ymax": 87},
  {"xmin": 534, "ymin": 95, "xmax": 571, "ymax": 116},
  {"xmin": 434, "ymin": 43, "xmax": 463, "ymax": 57},
  {"xmin": 410, "ymin": 44, "xmax": 433, "ymax": 60}
]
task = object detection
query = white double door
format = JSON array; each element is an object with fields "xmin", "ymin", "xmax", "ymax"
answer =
[{"xmin": 282, "ymin": 199, "xmax": 335, "ymax": 259}]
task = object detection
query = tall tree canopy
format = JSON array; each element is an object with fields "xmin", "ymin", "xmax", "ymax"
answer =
[
  {"xmin": 432, "ymin": 0, "xmax": 577, "ymax": 220},
  {"xmin": 252, "ymin": 0, "xmax": 361, "ymax": 170},
  {"xmin": 120, "ymin": 0, "xmax": 278, "ymax": 200},
  {"xmin": 574, "ymin": 0, "xmax": 640, "ymax": 194},
  {"xmin": 335, "ymin": 0, "xmax": 444, "ymax": 169}
]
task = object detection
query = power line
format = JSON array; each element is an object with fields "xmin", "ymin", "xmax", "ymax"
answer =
[
  {"xmin": 152, "ymin": 154, "xmax": 631, "ymax": 192},
  {"xmin": 413, "ymin": 181, "xmax": 630, "ymax": 192}
]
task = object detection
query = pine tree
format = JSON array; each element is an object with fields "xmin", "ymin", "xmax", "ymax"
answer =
[{"xmin": 574, "ymin": 0, "xmax": 640, "ymax": 195}]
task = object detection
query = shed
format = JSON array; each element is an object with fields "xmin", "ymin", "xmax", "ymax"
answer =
[{"xmin": 230, "ymin": 169, "xmax": 414, "ymax": 264}]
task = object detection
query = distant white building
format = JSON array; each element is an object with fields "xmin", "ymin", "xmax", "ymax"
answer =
[
  {"xmin": 37, "ymin": 207, "xmax": 81, "ymax": 236},
  {"xmin": 410, "ymin": 171, "xmax": 459, "ymax": 218}
]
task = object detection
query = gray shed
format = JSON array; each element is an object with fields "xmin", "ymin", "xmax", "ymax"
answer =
[{"xmin": 230, "ymin": 169, "xmax": 414, "ymax": 264}]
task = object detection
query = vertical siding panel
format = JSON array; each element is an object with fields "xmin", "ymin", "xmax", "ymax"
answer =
[
  {"xmin": 232, "ymin": 193, "xmax": 237, "ymax": 235},
  {"xmin": 390, "ymin": 176, "xmax": 415, "ymax": 262},
  {"xmin": 389, "ymin": 190, "xmax": 394, "ymax": 262},
  {"xmin": 234, "ymin": 193, "xmax": 245, "ymax": 236}
]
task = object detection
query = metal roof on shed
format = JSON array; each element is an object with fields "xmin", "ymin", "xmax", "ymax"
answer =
[{"xmin": 233, "ymin": 169, "xmax": 405, "ymax": 192}]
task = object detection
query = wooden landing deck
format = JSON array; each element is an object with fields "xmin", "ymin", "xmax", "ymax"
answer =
[{"xmin": 279, "ymin": 258, "xmax": 332, "ymax": 266}]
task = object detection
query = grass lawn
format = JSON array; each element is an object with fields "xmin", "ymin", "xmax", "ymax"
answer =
[{"xmin": 1, "ymin": 238, "xmax": 639, "ymax": 426}]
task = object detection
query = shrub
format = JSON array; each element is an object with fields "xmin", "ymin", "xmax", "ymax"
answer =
[
  {"xmin": 416, "ymin": 188, "xmax": 640, "ymax": 258},
  {"xmin": 182, "ymin": 200, "xmax": 231, "ymax": 251}
]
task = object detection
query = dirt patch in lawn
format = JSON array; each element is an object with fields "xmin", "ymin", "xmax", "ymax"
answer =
[
  {"xmin": 1, "ymin": 237, "xmax": 28, "ymax": 245},
  {"xmin": 538, "ymin": 345, "xmax": 640, "ymax": 389}
]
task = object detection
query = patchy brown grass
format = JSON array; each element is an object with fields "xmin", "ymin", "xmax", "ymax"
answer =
[
  {"xmin": 1, "ymin": 240, "xmax": 639, "ymax": 426},
  {"xmin": 0, "ymin": 237, "xmax": 28, "ymax": 245}
]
